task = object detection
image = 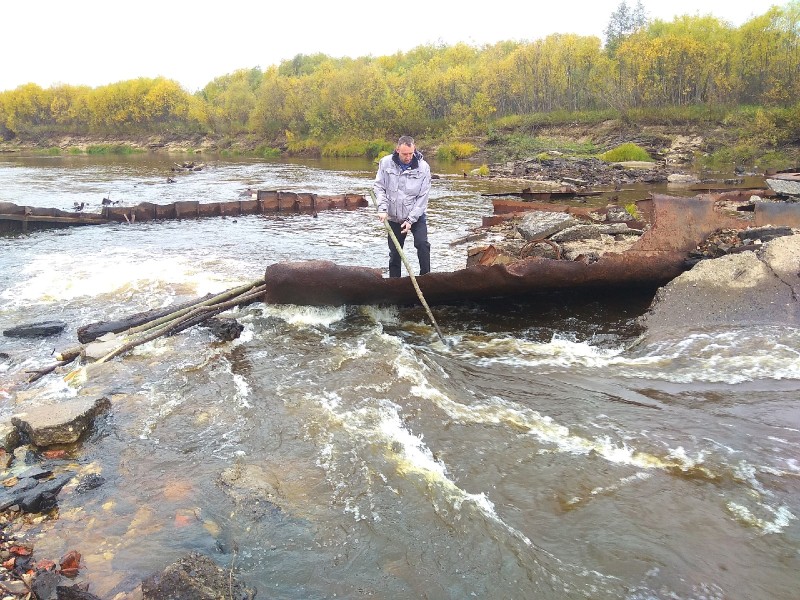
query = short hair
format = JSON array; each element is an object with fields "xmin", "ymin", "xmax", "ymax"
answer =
[{"xmin": 397, "ymin": 135, "xmax": 415, "ymax": 148}]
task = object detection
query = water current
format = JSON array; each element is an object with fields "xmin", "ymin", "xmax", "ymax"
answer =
[{"xmin": 0, "ymin": 153, "xmax": 798, "ymax": 599}]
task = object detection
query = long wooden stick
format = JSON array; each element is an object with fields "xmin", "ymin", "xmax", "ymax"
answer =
[
  {"xmin": 368, "ymin": 190, "xmax": 447, "ymax": 345},
  {"xmin": 93, "ymin": 285, "xmax": 267, "ymax": 364},
  {"xmin": 42, "ymin": 280, "xmax": 266, "ymax": 384},
  {"xmin": 56, "ymin": 279, "xmax": 265, "ymax": 362}
]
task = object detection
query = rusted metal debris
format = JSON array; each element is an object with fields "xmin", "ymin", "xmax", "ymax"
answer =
[
  {"xmin": 263, "ymin": 194, "xmax": 787, "ymax": 306},
  {"xmin": 482, "ymin": 187, "xmax": 602, "ymax": 201},
  {"xmin": 0, "ymin": 190, "xmax": 367, "ymax": 233}
]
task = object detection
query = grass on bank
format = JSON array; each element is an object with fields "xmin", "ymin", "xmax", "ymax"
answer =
[
  {"xmin": 13, "ymin": 104, "xmax": 800, "ymax": 170},
  {"xmin": 600, "ymin": 142, "xmax": 653, "ymax": 162},
  {"xmin": 86, "ymin": 144, "xmax": 142, "ymax": 155}
]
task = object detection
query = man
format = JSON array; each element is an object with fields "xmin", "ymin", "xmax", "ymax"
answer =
[{"xmin": 373, "ymin": 136, "xmax": 432, "ymax": 278}]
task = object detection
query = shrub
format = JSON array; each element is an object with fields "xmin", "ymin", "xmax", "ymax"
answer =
[
  {"xmin": 624, "ymin": 202, "xmax": 640, "ymax": 219},
  {"xmin": 255, "ymin": 145, "xmax": 281, "ymax": 158},
  {"xmin": 600, "ymin": 142, "xmax": 652, "ymax": 162},
  {"xmin": 86, "ymin": 144, "xmax": 140, "ymax": 155},
  {"xmin": 436, "ymin": 142, "xmax": 478, "ymax": 162}
]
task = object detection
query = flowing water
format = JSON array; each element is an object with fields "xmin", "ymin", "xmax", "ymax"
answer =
[{"xmin": 0, "ymin": 154, "xmax": 798, "ymax": 599}]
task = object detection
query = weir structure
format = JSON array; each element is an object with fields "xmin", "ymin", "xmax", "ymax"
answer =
[
  {"xmin": 261, "ymin": 194, "xmax": 800, "ymax": 306},
  {"xmin": 0, "ymin": 190, "xmax": 368, "ymax": 233}
]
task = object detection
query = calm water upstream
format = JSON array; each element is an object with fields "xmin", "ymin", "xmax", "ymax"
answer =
[{"xmin": 0, "ymin": 154, "xmax": 798, "ymax": 599}]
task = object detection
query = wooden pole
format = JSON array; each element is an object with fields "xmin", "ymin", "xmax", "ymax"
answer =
[{"xmin": 368, "ymin": 190, "xmax": 447, "ymax": 345}]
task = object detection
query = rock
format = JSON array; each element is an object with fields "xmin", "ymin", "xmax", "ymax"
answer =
[
  {"xmin": 517, "ymin": 211, "xmax": 576, "ymax": 240},
  {"xmin": 738, "ymin": 226, "xmax": 794, "ymax": 244},
  {"xmin": 31, "ymin": 569, "xmax": 61, "ymax": 600},
  {"xmin": 82, "ymin": 332, "xmax": 120, "ymax": 361},
  {"xmin": 606, "ymin": 206, "xmax": 634, "ymax": 222},
  {"xmin": 550, "ymin": 224, "xmax": 603, "ymax": 242},
  {"xmin": 201, "ymin": 317, "xmax": 244, "ymax": 342},
  {"xmin": 11, "ymin": 397, "xmax": 111, "ymax": 447},
  {"xmin": 640, "ymin": 234, "xmax": 800, "ymax": 333},
  {"xmin": 667, "ymin": 173, "xmax": 700, "ymax": 184},
  {"xmin": 56, "ymin": 582, "xmax": 103, "ymax": 600},
  {"xmin": 218, "ymin": 463, "xmax": 282, "ymax": 520},
  {"xmin": 2, "ymin": 320, "xmax": 67, "ymax": 339},
  {"xmin": 615, "ymin": 161, "xmax": 658, "ymax": 170},
  {"xmin": 141, "ymin": 552, "xmax": 255, "ymax": 600},
  {"xmin": 0, "ymin": 472, "xmax": 73, "ymax": 512},
  {"xmin": 75, "ymin": 473, "xmax": 106, "ymax": 493},
  {"xmin": 0, "ymin": 579, "xmax": 30, "ymax": 595},
  {"xmin": 18, "ymin": 473, "xmax": 73, "ymax": 512},
  {"xmin": 0, "ymin": 423, "xmax": 20, "ymax": 453}
]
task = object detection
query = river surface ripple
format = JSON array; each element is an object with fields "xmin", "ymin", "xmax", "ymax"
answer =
[{"xmin": 0, "ymin": 154, "xmax": 798, "ymax": 600}]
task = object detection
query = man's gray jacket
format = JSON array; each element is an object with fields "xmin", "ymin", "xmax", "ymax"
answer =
[{"xmin": 373, "ymin": 150, "xmax": 431, "ymax": 225}]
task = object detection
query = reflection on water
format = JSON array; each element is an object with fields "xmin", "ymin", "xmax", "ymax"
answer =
[{"xmin": 0, "ymin": 155, "xmax": 798, "ymax": 600}]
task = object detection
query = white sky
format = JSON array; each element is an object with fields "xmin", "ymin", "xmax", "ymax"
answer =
[{"xmin": 2, "ymin": 0, "xmax": 783, "ymax": 93}]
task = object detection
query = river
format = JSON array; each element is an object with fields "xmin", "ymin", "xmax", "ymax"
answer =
[{"xmin": 0, "ymin": 153, "xmax": 798, "ymax": 599}]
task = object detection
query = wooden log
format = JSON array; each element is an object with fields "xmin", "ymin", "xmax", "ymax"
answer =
[{"xmin": 75, "ymin": 293, "xmax": 216, "ymax": 344}]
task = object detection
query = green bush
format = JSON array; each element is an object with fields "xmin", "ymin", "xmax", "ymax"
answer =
[
  {"xmin": 436, "ymin": 142, "xmax": 478, "ymax": 161},
  {"xmin": 624, "ymin": 202, "xmax": 641, "ymax": 219},
  {"xmin": 86, "ymin": 144, "xmax": 140, "ymax": 155},
  {"xmin": 255, "ymin": 145, "xmax": 281, "ymax": 158},
  {"xmin": 600, "ymin": 142, "xmax": 653, "ymax": 162}
]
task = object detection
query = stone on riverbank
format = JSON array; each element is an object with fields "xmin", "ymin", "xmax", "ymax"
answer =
[
  {"xmin": 518, "ymin": 211, "xmax": 576, "ymax": 240},
  {"xmin": 11, "ymin": 397, "xmax": 110, "ymax": 447},
  {"xmin": 640, "ymin": 234, "xmax": 800, "ymax": 332}
]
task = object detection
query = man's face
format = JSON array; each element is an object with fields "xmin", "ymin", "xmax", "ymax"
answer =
[{"xmin": 397, "ymin": 144, "xmax": 415, "ymax": 164}]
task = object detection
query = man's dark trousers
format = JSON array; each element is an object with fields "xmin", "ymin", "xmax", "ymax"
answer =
[{"xmin": 387, "ymin": 214, "xmax": 431, "ymax": 278}]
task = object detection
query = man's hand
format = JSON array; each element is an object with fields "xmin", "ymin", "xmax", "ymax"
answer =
[
  {"xmin": 377, "ymin": 212, "xmax": 388, "ymax": 222},
  {"xmin": 400, "ymin": 220, "xmax": 411, "ymax": 234}
]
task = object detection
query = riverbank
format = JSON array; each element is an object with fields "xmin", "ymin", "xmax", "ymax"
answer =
[{"xmin": 1, "ymin": 118, "xmax": 794, "ymax": 174}]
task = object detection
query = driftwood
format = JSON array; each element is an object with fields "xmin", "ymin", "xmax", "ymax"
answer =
[
  {"xmin": 90, "ymin": 284, "xmax": 266, "ymax": 366},
  {"xmin": 28, "ymin": 279, "xmax": 266, "ymax": 383},
  {"xmin": 76, "ymin": 294, "xmax": 216, "ymax": 344}
]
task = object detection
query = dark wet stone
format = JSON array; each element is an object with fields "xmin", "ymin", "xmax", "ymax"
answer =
[
  {"xmin": 75, "ymin": 473, "xmax": 106, "ymax": 493},
  {"xmin": 32, "ymin": 569, "xmax": 61, "ymax": 600},
  {"xmin": 17, "ymin": 465, "xmax": 52, "ymax": 479},
  {"xmin": 202, "ymin": 317, "xmax": 244, "ymax": 342},
  {"xmin": 17, "ymin": 473, "xmax": 72, "ymax": 513},
  {"xmin": 0, "ymin": 472, "xmax": 74, "ymax": 513},
  {"xmin": 141, "ymin": 552, "xmax": 256, "ymax": 600},
  {"xmin": 2, "ymin": 320, "xmax": 67, "ymax": 338},
  {"xmin": 56, "ymin": 582, "xmax": 103, "ymax": 600}
]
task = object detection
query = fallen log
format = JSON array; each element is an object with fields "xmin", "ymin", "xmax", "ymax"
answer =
[
  {"xmin": 31, "ymin": 279, "xmax": 267, "ymax": 384},
  {"xmin": 90, "ymin": 284, "xmax": 266, "ymax": 365},
  {"xmin": 76, "ymin": 293, "xmax": 216, "ymax": 343}
]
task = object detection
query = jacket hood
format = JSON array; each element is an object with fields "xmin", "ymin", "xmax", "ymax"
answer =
[{"xmin": 392, "ymin": 150, "xmax": 423, "ymax": 170}]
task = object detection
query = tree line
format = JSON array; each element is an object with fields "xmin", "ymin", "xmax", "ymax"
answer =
[{"xmin": 1, "ymin": 3, "xmax": 799, "ymax": 145}]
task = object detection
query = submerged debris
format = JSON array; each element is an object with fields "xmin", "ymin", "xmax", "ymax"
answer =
[{"xmin": 687, "ymin": 226, "xmax": 797, "ymax": 266}]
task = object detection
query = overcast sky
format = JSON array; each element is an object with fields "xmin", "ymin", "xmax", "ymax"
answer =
[{"xmin": 2, "ymin": 0, "xmax": 782, "ymax": 93}]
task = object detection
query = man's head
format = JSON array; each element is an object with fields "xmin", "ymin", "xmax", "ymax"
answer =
[{"xmin": 396, "ymin": 136, "xmax": 416, "ymax": 164}]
